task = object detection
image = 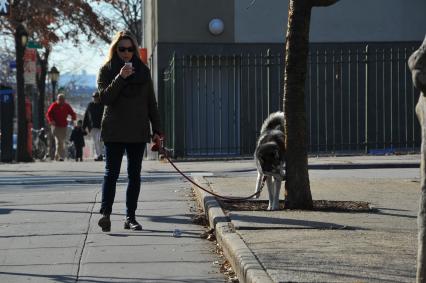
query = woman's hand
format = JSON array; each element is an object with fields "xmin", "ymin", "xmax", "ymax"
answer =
[
  {"xmin": 153, "ymin": 133, "xmax": 161, "ymax": 143},
  {"xmin": 150, "ymin": 133, "xmax": 163, "ymax": 152},
  {"xmin": 119, "ymin": 64, "xmax": 134, "ymax": 79}
]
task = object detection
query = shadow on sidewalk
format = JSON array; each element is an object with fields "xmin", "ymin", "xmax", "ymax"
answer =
[
  {"xmin": 229, "ymin": 214, "xmax": 365, "ymax": 230},
  {"xmin": 0, "ymin": 271, "xmax": 217, "ymax": 283},
  {"xmin": 373, "ymin": 208, "xmax": 417, "ymax": 219}
]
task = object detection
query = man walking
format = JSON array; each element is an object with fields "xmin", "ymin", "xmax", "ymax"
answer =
[
  {"xmin": 83, "ymin": 91, "xmax": 104, "ymax": 161},
  {"xmin": 46, "ymin": 93, "xmax": 76, "ymax": 161}
]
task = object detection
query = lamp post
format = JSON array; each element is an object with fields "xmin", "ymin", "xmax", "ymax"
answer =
[
  {"xmin": 48, "ymin": 66, "xmax": 59, "ymax": 102},
  {"xmin": 15, "ymin": 22, "xmax": 31, "ymax": 162}
]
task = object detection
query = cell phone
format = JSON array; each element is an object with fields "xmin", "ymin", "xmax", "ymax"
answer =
[{"xmin": 125, "ymin": 62, "xmax": 132, "ymax": 68}]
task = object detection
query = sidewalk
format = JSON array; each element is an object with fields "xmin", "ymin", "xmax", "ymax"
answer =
[
  {"xmin": 0, "ymin": 154, "xmax": 421, "ymax": 282},
  {"xmin": 193, "ymin": 155, "xmax": 420, "ymax": 283},
  {"xmin": 0, "ymin": 160, "xmax": 225, "ymax": 282}
]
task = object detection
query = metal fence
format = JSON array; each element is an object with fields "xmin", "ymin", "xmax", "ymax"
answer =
[{"xmin": 162, "ymin": 43, "xmax": 421, "ymax": 158}]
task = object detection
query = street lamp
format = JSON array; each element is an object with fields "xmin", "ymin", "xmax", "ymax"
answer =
[
  {"xmin": 208, "ymin": 18, "xmax": 225, "ymax": 36},
  {"xmin": 48, "ymin": 66, "xmax": 59, "ymax": 102},
  {"xmin": 20, "ymin": 30, "xmax": 28, "ymax": 47},
  {"xmin": 14, "ymin": 23, "xmax": 31, "ymax": 162}
]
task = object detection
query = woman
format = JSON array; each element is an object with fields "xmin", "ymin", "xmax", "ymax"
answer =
[{"xmin": 97, "ymin": 31, "xmax": 161, "ymax": 232}]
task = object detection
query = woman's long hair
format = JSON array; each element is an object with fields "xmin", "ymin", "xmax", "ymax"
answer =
[{"xmin": 104, "ymin": 31, "xmax": 140, "ymax": 63}]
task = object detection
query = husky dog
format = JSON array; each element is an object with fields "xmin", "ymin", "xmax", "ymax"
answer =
[{"xmin": 253, "ymin": 112, "xmax": 286, "ymax": 210}]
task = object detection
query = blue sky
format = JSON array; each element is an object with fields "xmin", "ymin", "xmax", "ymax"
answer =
[
  {"xmin": 0, "ymin": 2, "xmax": 132, "ymax": 87},
  {"xmin": 50, "ymin": 1, "xmax": 118, "ymax": 77},
  {"xmin": 50, "ymin": 39, "xmax": 109, "ymax": 77}
]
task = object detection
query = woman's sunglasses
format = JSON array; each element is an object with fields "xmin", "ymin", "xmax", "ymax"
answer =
[{"xmin": 118, "ymin": 46, "xmax": 134, "ymax": 53}]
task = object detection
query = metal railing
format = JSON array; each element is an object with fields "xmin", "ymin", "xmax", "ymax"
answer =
[{"xmin": 163, "ymin": 43, "xmax": 421, "ymax": 158}]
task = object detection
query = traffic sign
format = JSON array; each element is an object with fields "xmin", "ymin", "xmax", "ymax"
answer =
[
  {"xmin": 0, "ymin": 89, "xmax": 13, "ymax": 104},
  {"xmin": 0, "ymin": 0, "xmax": 10, "ymax": 16},
  {"xmin": 9, "ymin": 60, "xmax": 16, "ymax": 69},
  {"xmin": 0, "ymin": 89, "xmax": 13, "ymax": 95},
  {"xmin": 27, "ymin": 41, "xmax": 42, "ymax": 49}
]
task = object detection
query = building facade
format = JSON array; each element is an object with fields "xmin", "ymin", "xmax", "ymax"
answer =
[{"xmin": 144, "ymin": 0, "xmax": 426, "ymax": 157}]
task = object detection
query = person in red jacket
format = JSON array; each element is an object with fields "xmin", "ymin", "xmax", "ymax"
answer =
[{"xmin": 46, "ymin": 93, "xmax": 77, "ymax": 161}]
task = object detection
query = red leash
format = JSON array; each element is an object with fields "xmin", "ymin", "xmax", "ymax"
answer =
[{"xmin": 154, "ymin": 138, "xmax": 266, "ymax": 201}]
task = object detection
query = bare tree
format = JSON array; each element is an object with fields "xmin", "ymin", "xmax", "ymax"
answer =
[
  {"xmin": 0, "ymin": 44, "xmax": 15, "ymax": 85},
  {"xmin": 409, "ymin": 36, "xmax": 426, "ymax": 283},
  {"xmin": 0, "ymin": 0, "xmax": 111, "ymax": 162},
  {"xmin": 94, "ymin": 0, "xmax": 143, "ymax": 44},
  {"xmin": 283, "ymin": 0, "xmax": 339, "ymax": 209}
]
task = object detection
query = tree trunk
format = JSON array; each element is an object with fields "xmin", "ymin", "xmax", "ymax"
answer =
[
  {"xmin": 409, "ymin": 35, "xmax": 426, "ymax": 283},
  {"xmin": 283, "ymin": 0, "xmax": 313, "ymax": 209},
  {"xmin": 15, "ymin": 23, "xmax": 32, "ymax": 162},
  {"xmin": 283, "ymin": 0, "xmax": 339, "ymax": 208},
  {"xmin": 417, "ymin": 94, "xmax": 426, "ymax": 283}
]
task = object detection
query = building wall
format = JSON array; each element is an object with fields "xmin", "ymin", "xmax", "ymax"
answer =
[
  {"xmin": 147, "ymin": 0, "xmax": 426, "ymax": 47},
  {"xmin": 310, "ymin": 0, "xmax": 426, "ymax": 42},
  {"xmin": 234, "ymin": 0, "xmax": 426, "ymax": 43},
  {"xmin": 156, "ymin": 0, "xmax": 235, "ymax": 43},
  {"xmin": 143, "ymin": 0, "xmax": 157, "ymax": 59},
  {"xmin": 145, "ymin": 0, "xmax": 426, "ymax": 143},
  {"xmin": 234, "ymin": 0, "xmax": 287, "ymax": 43}
]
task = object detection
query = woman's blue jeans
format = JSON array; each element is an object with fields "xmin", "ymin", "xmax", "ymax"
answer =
[{"xmin": 100, "ymin": 142, "xmax": 146, "ymax": 218}]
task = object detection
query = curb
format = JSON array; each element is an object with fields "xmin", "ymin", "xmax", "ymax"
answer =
[
  {"xmin": 193, "ymin": 177, "xmax": 275, "ymax": 283},
  {"xmin": 308, "ymin": 162, "xmax": 419, "ymax": 170}
]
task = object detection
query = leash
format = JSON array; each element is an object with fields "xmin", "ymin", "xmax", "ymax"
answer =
[{"xmin": 156, "ymin": 139, "xmax": 266, "ymax": 202}]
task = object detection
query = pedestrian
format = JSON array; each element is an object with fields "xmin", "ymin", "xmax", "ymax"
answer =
[
  {"xmin": 97, "ymin": 30, "xmax": 162, "ymax": 232},
  {"xmin": 46, "ymin": 93, "xmax": 77, "ymax": 161},
  {"xmin": 70, "ymin": 120, "xmax": 87, "ymax": 162},
  {"xmin": 83, "ymin": 91, "xmax": 105, "ymax": 161}
]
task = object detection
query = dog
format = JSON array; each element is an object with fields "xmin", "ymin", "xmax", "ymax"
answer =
[{"xmin": 253, "ymin": 111, "xmax": 286, "ymax": 210}]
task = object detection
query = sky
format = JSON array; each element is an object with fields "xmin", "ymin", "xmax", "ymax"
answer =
[
  {"xmin": 44, "ymin": 1, "xmax": 119, "ymax": 79},
  {"xmin": 0, "ymin": 2, "xmax": 135, "ymax": 86},
  {"xmin": 50, "ymin": 39, "xmax": 109, "ymax": 76}
]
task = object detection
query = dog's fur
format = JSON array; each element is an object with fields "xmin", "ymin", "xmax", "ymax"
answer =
[{"xmin": 253, "ymin": 112, "xmax": 286, "ymax": 210}]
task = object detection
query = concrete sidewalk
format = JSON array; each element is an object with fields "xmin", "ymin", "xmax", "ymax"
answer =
[
  {"xmin": 0, "ymin": 161, "xmax": 226, "ymax": 282},
  {"xmin": 193, "ymin": 156, "xmax": 420, "ymax": 282},
  {"xmin": 0, "ymin": 154, "xmax": 421, "ymax": 282},
  {"xmin": 0, "ymin": 153, "xmax": 420, "ymax": 178}
]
